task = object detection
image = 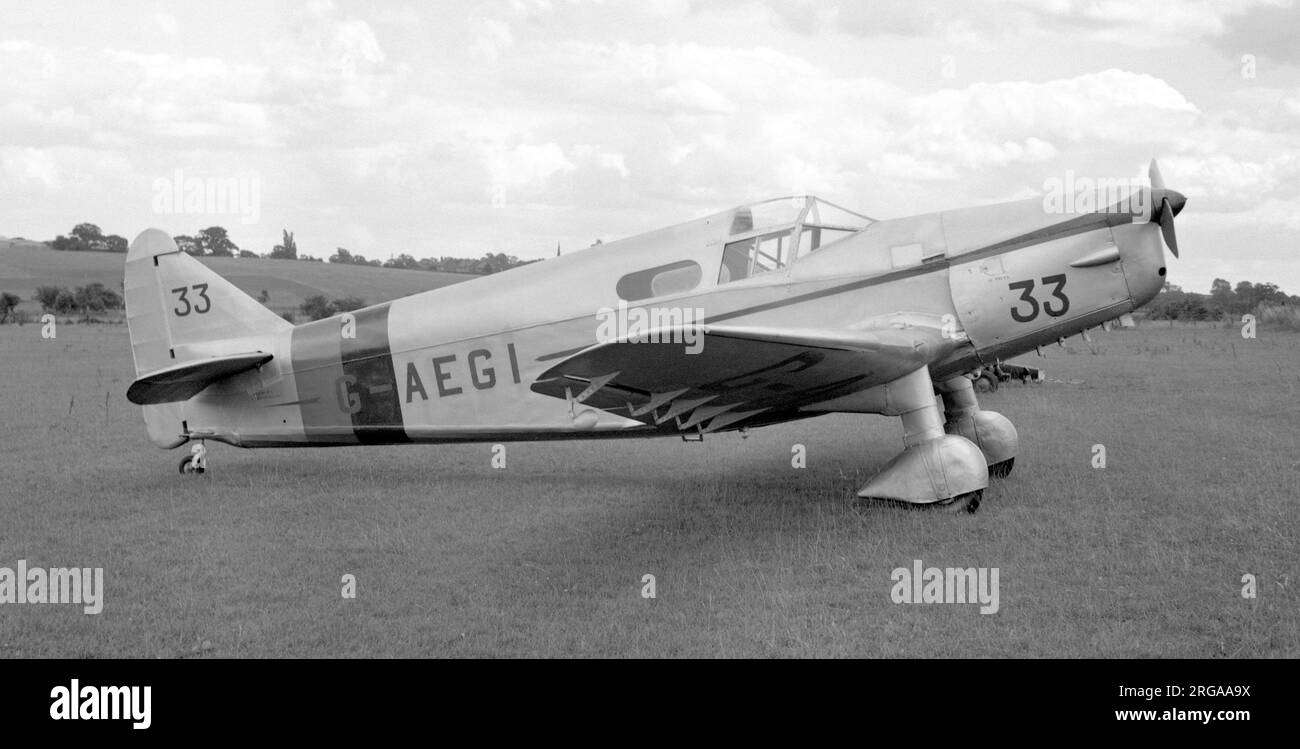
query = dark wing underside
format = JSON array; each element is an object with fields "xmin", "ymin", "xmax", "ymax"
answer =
[{"xmin": 531, "ymin": 320, "xmax": 954, "ymax": 434}]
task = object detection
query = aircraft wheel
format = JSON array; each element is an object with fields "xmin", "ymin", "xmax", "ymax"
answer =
[
  {"xmin": 939, "ymin": 489, "xmax": 982, "ymax": 514},
  {"xmin": 973, "ymin": 373, "xmax": 998, "ymax": 393},
  {"xmin": 179, "ymin": 455, "xmax": 205, "ymax": 475},
  {"xmin": 989, "ymin": 458, "xmax": 1015, "ymax": 478}
]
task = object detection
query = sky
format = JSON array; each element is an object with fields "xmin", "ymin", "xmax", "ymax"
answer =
[{"xmin": 1, "ymin": 0, "xmax": 1298, "ymax": 294}]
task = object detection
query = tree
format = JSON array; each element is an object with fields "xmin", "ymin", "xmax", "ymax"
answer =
[
  {"xmin": 1209, "ymin": 278, "xmax": 1233, "ymax": 316},
  {"xmin": 49, "ymin": 235, "xmax": 82, "ymax": 251},
  {"xmin": 1254, "ymin": 282, "xmax": 1285, "ymax": 306},
  {"xmin": 330, "ymin": 248, "xmax": 379, "ymax": 266},
  {"xmin": 299, "ymin": 294, "xmax": 367, "ymax": 321},
  {"xmin": 1233, "ymin": 281, "xmax": 1255, "ymax": 314},
  {"xmin": 197, "ymin": 226, "xmax": 238, "ymax": 257},
  {"xmin": 53, "ymin": 289, "xmax": 77, "ymax": 314},
  {"xmin": 74, "ymin": 282, "xmax": 123, "ymax": 312},
  {"xmin": 383, "ymin": 253, "xmax": 419, "ymax": 270},
  {"xmin": 299, "ymin": 295, "xmax": 334, "ymax": 321},
  {"xmin": 0, "ymin": 292, "xmax": 20, "ymax": 323},
  {"xmin": 71, "ymin": 223, "xmax": 103, "ymax": 244},
  {"xmin": 174, "ymin": 235, "xmax": 202, "ymax": 256},
  {"xmin": 269, "ymin": 229, "xmax": 298, "ymax": 260},
  {"xmin": 1147, "ymin": 284, "xmax": 1188, "ymax": 322},
  {"xmin": 330, "ymin": 296, "xmax": 366, "ymax": 313},
  {"xmin": 34, "ymin": 286, "xmax": 64, "ymax": 311},
  {"xmin": 46, "ymin": 223, "xmax": 124, "ymax": 252}
]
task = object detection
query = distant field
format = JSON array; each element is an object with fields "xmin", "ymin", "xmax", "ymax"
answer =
[
  {"xmin": 0, "ymin": 322, "xmax": 1296, "ymax": 657},
  {"xmin": 0, "ymin": 238, "xmax": 473, "ymax": 318}
]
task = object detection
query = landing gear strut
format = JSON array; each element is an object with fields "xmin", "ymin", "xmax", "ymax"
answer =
[
  {"xmin": 857, "ymin": 367, "xmax": 989, "ymax": 508},
  {"xmin": 179, "ymin": 441, "xmax": 207, "ymax": 475},
  {"xmin": 936, "ymin": 375, "xmax": 1019, "ymax": 478}
]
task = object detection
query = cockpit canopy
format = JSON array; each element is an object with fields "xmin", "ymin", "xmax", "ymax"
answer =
[
  {"xmin": 613, "ymin": 196, "xmax": 874, "ymax": 302},
  {"xmin": 719, "ymin": 196, "xmax": 872, "ymax": 284}
]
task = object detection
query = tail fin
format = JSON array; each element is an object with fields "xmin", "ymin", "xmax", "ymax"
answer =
[{"xmin": 125, "ymin": 229, "xmax": 291, "ymax": 446}]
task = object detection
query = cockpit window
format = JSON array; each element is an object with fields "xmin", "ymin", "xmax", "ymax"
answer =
[
  {"xmin": 718, "ymin": 230, "xmax": 793, "ymax": 283},
  {"xmin": 718, "ymin": 196, "xmax": 872, "ymax": 284},
  {"xmin": 796, "ymin": 226, "xmax": 858, "ymax": 257},
  {"xmin": 618, "ymin": 260, "xmax": 703, "ymax": 301}
]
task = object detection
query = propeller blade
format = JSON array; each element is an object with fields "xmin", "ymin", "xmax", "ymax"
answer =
[
  {"xmin": 1149, "ymin": 159, "xmax": 1165, "ymax": 190},
  {"xmin": 1158, "ymin": 197, "xmax": 1179, "ymax": 258}
]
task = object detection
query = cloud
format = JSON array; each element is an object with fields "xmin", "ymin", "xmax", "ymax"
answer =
[
  {"xmin": 152, "ymin": 13, "xmax": 179, "ymax": 36},
  {"xmin": 0, "ymin": 146, "xmax": 132, "ymax": 193},
  {"xmin": 470, "ymin": 18, "xmax": 514, "ymax": 60},
  {"xmin": 1211, "ymin": 0, "xmax": 1300, "ymax": 65},
  {"xmin": 263, "ymin": 11, "xmax": 390, "ymax": 109},
  {"xmin": 1165, "ymin": 152, "xmax": 1300, "ymax": 209},
  {"xmin": 1, "ymin": 3, "xmax": 1297, "ymax": 291},
  {"xmin": 726, "ymin": 0, "xmax": 1292, "ymax": 52},
  {"xmin": 484, "ymin": 41, "xmax": 1215, "ymax": 214},
  {"xmin": 654, "ymin": 79, "xmax": 734, "ymax": 114},
  {"xmin": 0, "ymin": 147, "xmax": 62, "ymax": 190},
  {"xmin": 486, "ymin": 142, "xmax": 576, "ymax": 191},
  {"xmin": 0, "ymin": 39, "xmax": 38, "ymax": 52}
]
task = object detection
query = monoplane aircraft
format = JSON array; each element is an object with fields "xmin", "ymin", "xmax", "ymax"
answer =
[{"xmin": 125, "ymin": 162, "xmax": 1185, "ymax": 511}]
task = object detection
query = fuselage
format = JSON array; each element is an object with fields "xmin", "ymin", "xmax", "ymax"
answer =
[{"xmin": 180, "ymin": 191, "xmax": 1169, "ymax": 448}]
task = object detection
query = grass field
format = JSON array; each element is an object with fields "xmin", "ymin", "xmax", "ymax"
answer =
[
  {"xmin": 0, "ymin": 239, "xmax": 472, "ymax": 319},
  {"xmin": 1, "ymin": 319, "xmax": 1297, "ymax": 658}
]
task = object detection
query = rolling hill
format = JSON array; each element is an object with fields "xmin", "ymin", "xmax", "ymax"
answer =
[{"xmin": 0, "ymin": 238, "xmax": 475, "ymax": 318}]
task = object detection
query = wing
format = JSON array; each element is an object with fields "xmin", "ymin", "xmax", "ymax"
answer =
[
  {"xmin": 530, "ymin": 315, "xmax": 959, "ymax": 434},
  {"xmin": 127, "ymin": 351, "xmax": 273, "ymax": 405}
]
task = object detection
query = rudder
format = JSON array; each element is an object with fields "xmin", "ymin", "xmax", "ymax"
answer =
[{"xmin": 124, "ymin": 228, "xmax": 291, "ymax": 447}]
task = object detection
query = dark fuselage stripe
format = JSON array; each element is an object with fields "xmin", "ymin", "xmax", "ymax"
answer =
[
  {"xmin": 341, "ymin": 303, "xmax": 410, "ymax": 444},
  {"xmin": 290, "ymin": 303, "xmax": 408, "ymax": 444}
]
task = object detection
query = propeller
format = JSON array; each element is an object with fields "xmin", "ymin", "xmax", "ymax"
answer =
[{"xmin": 1148, "ymin": 159, "xmax": 1186, "ymax": 258}]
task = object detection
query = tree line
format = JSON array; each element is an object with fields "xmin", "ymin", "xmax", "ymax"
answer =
[
  {"xmin": 45, "ymin": 224, "xmax": 538, "ymax": 275},
  {"xmin": 0, "ymin": 282, "xmax": 126, "ymax": 323},
  {"xmin": 1145, "ymin": 279, "xmax": 1299, "ymax": 322}
]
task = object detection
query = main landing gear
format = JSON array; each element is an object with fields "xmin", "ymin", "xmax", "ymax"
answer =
[
  {"xmin": 935, "ymin": 375, "xmax": 1018, "ymax": 479},
  {"xmin": 857, "ymin": 367, "xmax": 1019, "ymax": 513},
  {"xmin": 179, "ymin": 440, "xmax": 207, "ymax": 475}
]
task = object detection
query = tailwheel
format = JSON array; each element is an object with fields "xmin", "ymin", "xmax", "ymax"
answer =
[
  {"xmin": 179, "ymin": 441, "xmax": 207, "ymax": 475},
  {"xmin": 989, "ymin": 458, "xmax": 1015, "ymax": 478}
]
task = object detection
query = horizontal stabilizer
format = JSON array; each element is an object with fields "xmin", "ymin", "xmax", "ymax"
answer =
[{"xmin": 127, "ymin": 352, "xmax": 272, "ymax": 405}]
